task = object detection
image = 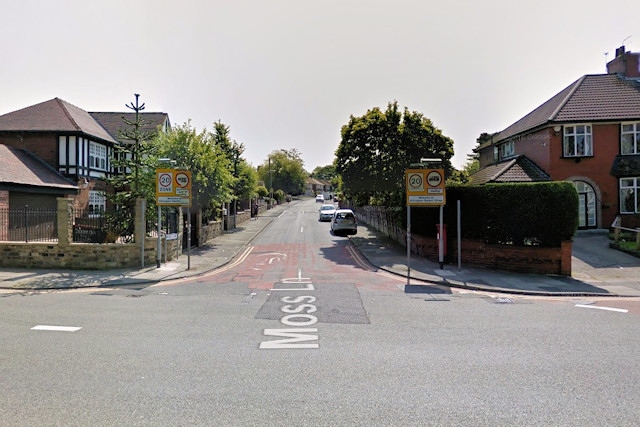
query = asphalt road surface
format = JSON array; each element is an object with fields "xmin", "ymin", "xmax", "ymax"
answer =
[{"xmin": 1, "ymin": 199, "xmax": 639, "ymax": 426}]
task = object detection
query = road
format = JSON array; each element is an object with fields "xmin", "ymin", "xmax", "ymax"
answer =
[{"xmin": 1, "ymin": 199, "xmax": 640, "ymax": 426}]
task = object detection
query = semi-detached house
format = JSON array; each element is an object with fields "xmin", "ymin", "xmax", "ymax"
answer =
[{"xmin": 472, "ymin": 46, "xmax": 640, "ymax": 230}]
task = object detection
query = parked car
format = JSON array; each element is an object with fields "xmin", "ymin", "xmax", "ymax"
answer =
[
  {"xmin": 318, "ymin": 204, "xmax": 336, "ymax": 221},
  {"xmin": 315, "ymin": 194, "xmax": 325, "ymax": 203},
  {"xmin": 330, "ymin": 209, "xmax": 357, "ymax": 236}
]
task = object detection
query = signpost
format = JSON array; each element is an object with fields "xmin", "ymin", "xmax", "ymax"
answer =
[
  {"xmin": 405, "ymin": 166, "xmax": 446, "ymax": 288},
  {"xmin": 155, "ymin": 169, "xmax": 192, "ymax": 269}
]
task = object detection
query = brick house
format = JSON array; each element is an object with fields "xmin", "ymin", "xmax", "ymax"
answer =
[
  {"xmin": 472, "ymin": 46, "xmax": 640, "ymax": 230},
  {"xmin": 0, "ymin": 98, "xmax": 170, "ymax": 212}
]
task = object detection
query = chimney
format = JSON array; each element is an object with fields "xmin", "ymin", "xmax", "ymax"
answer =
[{"xmin": 607, "ymin": 46, "xmax": 640, "ymax": 78}]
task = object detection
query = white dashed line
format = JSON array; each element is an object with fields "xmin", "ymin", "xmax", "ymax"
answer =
[
  {"xmin": 575, "ymin": 304, "xmax": 628, "ymax": 313},
  {"xmin": 31, "ymin": 325, "xmax": 82, "ymax": 332}
]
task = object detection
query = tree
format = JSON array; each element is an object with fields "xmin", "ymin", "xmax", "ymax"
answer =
[
  {"xmin": 310, "ymin": 164, "xmax": 336, "ymax": 181},
  {"xmin": 234, "ymin": 159, "xmax": 259, "ymax": 200},
  {"xmin": 257, "ymin": 149, "xmax": 307, "ymax": 196},
  {"xmin": 105, "ymin": 94, "xmax": 161, "ymax": 241},
  {"xmin": 335, "ymin": 101, "xmax": 454, "ymax": 205}
]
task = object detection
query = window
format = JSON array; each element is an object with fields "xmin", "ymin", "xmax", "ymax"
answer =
[
  {"xmin": 89, "ymin": 142, "xmax": 107, "ymax": 170},
  {"xmin": 621, "ymin": 122, "xmax": 640, "ymax": 155},
  {"xmin": 500, "ymin": 141, "xmax": 515, "ymax": 159},
  {"xmin": 493, "ymin": 146, "xmax": 499, "ymax": 162},
  {"xmin": 620, "ymin": 178, "xmax": 640, "ymax": 214},
  {"xmin": 89, "ymin": 191, "xmax": 106, "ymax": 216},
  {"xmin": 563, "ymin": 125, "xmax": 592, "ymax": 157}
]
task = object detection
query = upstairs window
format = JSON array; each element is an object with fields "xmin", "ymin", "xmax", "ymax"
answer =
[
  {"xmin": 563, "ymin": 125, "xmax": 592, "ymax": 157},
  {"xmin": 89, "ymin": 142, "xmax": 107, "ymax": 170},
  {"xmin": 621, "ymin": 122, "xmax": 640, "ymax": 155},
  {"xmin": 500, "ymin": 141, "xmax": 515, "ymax": 159}
]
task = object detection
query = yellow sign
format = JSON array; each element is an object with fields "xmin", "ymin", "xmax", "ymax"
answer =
[
  {"xmin": 406, "ymin": 168, "xmax": 446, "ymax": 206},
  {"xmin": 156, "ymin": 169, "xmax": 192, "ymax": 206}
]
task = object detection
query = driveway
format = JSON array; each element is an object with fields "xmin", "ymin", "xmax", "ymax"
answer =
[{"xmin": 572, "ymin": 231, "xmax": 640, "ymax": 295}]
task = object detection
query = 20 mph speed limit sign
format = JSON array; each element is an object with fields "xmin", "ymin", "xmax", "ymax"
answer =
[
  {"xmin": 156, "ymin": 168, "xmax": 192, "ymax": 206},
  {"xmin": 406, "ymin": 168, "xmax": 446, "ymax": 206}
]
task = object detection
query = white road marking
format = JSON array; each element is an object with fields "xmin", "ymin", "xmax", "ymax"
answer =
[
  {"xmin": 575, "ymin": 304, "xmax": 628, "ymax": 313},
  {"xmin": 31, "ymin": 325, "xmax": 82, "ymax": 332}
]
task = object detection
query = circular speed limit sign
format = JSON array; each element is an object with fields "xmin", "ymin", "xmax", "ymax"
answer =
[
  {"xmin": 408, "ymin": 173, "xmax": 423, "ymax": 191},
  {"xmin": 159, "ymin": 173, "xmax": 172, "ymax": 187}
]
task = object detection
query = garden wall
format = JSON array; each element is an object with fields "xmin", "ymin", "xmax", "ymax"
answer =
[{"xmin": 355, "ymin": 206, "xmax": 571, "ymax": 276}]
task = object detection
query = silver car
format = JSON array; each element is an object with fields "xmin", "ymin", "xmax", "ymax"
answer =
[
  {"xmin": 330, "ymin": 209, "xmax": 357, "ymax": 236},
  {"xmin": 319, "ymin": 204, "xmax": 336, "ymax": 221}
]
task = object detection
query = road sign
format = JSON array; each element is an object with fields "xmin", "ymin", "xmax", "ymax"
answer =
[
  {"xmin": 156, "ymin": 169, "xmax": 192, "ymax": 206},
  {"xmin": 406, "ymin": 168, "xmax": 446, "ymax": 206}
]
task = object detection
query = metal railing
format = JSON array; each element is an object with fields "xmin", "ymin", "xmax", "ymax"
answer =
[
  {"xmin": 611, "ymin": 216, "xmax": 640, "ymax": 249},
  {"xmin": 72, "ymin": 208, "xmax": 110, "ymax": 243},
  {"xmin": 0, "ymin": 207, "xmax": 58, "ymax": 242}
]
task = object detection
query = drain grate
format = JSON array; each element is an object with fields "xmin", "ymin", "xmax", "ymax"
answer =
[{"xmin": 494, "ymin": 297, "xmax": 514, "ymax": 304}]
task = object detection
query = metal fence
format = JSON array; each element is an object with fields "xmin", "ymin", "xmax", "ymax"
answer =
[
  {"xmin": 0, "ymin": 207, "xmax": 58, "ymax": 242},
  {"xmin": 72, "ymin": 208, "xmax": 110, "ymax": 243},
  {"xmin": 73, "ymin": 207, "xmax": 140, "ymax": 243}
]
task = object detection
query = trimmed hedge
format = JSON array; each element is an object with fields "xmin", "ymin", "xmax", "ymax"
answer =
[{"xmin": 407, "ymin": 182, "xmax": 578, "ymax": 247}]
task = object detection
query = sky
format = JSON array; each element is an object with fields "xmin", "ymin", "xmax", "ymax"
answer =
[{"xmin": 1, "ymin": 0, "xmax": 638, "ymax": 172}]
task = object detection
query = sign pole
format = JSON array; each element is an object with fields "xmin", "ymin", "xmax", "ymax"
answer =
[
  {"xmin": 156, "ymin": 167, "xmax": 192, "ymax": 269},
  {"xmin": 439, "ymin": 204, "xmax": 444, "ymax": 269},
  {"xmin": 406, "ymin": 204, "xmax": 411, "ymax": 286},
  {"xmin": 156, "ymin": 205, "xmax": 161, "ymax": 268},
  {"xmin": 187, "ymin": 207, "xmax": 191, "ymax": 270}
]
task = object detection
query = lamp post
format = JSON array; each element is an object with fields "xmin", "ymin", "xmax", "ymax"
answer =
[{"xmin": 269, "ymin": 157, "xmax": 273, "ymax": 206}]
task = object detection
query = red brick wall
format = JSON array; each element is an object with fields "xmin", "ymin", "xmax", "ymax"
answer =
[
  {"xmin": 412, "ymin": 234, "xmax": 571, "ymax": 275},
  {"xmin": 0, "ymin": 191, "xmax": 8, "ymax": 241},
  {"xmin": 0, "ymin": 190, "xmax": 8, "ymax": 209},
  {"xmin": 512, "ymin": 129, "xmax": 553, "ymax": 170},
  {"xmin": 0, "ymin": 132, "xmax": 58, "ymax": 166}
]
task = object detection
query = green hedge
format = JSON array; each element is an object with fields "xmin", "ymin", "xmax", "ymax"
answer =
[{"xmin": 407, "ymin": 182, "xmax": 578, "ymax": 247}]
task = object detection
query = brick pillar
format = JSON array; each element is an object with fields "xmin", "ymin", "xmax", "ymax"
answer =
[
  {"xmin": 560, "ymin": 240, "xmax": 572, "ymax": 276},
  {"xmin": 134, "ymin": 198, "xmax": 145, "ymax": 243},
  {"xmin": 57, "ymin": 197, "xmax": 72, "ymax": 247}
]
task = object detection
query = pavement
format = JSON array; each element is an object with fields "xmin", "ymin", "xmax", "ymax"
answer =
[{"xmin": 1, "ymin": 202, "xmax": 640, "ymax": 297}]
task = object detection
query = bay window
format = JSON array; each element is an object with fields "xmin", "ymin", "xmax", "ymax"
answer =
[{"xmin": 620, "ymin": 178, "xmax": 640, "ymax": 214}]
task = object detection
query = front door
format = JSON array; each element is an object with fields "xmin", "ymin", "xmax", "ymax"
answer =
[{"xmin": 575, "ymin": 181, "xmax": 596, "ymax": 229}]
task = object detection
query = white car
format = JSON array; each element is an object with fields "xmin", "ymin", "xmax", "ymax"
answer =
[
  {"xmin": 318, "ymin": 204, "xmax": 336, "ymax": 221},
  {"xmin": 330, "ymin": 209, "xmax": 357, "ymax": 236},
  {"xmin": 315, "ymin": 194, "xmax": 325, "ymax": 203}
]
